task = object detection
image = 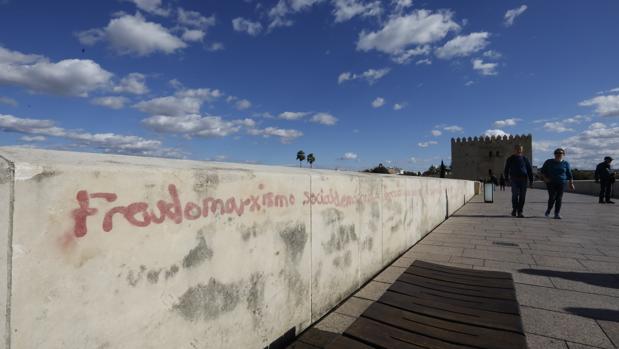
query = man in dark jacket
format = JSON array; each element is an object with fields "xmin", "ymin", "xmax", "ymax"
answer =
[
  {"xmin": 595, "ymin": 156, "xmax": 614, "ymax": 204},
  {"xmin": 504, "ymin": 144, "xmax": 534, "ymax": 217}
]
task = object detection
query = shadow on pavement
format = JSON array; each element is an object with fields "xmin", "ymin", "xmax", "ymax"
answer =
[
  {"xmin": 564, "ymin": 307, "xmax": 619, "ymax": 322},
  {"xmin": 519, "ymin": 269, "xmax": 619, "ymax": 289}
]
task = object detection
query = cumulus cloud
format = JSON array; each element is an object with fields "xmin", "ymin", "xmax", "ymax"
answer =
[
  {"xmin": 0, "ymin": 46, "xmax": 112, "ymax": 97},
  {"xmin": 435, "ymin": 32, "xmax": 490, "ymax": 59},
  {"xmin": 472, "ymin": 59, "xmax": 498, "ymax": 76},
  {"xmin": 77, "ymin": 13, "xmax": 187, "ymax": 56},
  {"xmin": 278, "ymin": 111, "xmax": 309, "ymax": 120},
  {"xmin": 112, "ymin": 73, "xmax": 148, "ymax": 95},
  {"xmin": 235, "ymin": 99, "xmax": 252, "ymax": 110},
  {"xmin": 357, "ymin": 10, "xmax": 460, "ymax": 55},
  {"xmin": 579, "ymin": 94, "xmax": 619, "ymax": 117},
  {"xmin": 0, "ymin": 96, "xmax": 17, "ymax": 107},
  {"xmin": 504, "ymin": 5, "xmax": 527, "ymax": 27},
  {"xmin": 535, "ymin": 122, "xmax": 619, "ymax": 168},
  {"xmin": 340, "ymin": 152, "xmax": 358, "ymax": 160},
  {"xmin": 392, "ymin": 45, "xmax": 431, "ymax": 64},
  {"xmin": 416, "ymin": 58, "xmax": 432, "ymax": 65},
  {"xmin": 125, "ymin": 0, "xmax": 170, "ymax": 16},
  {"xmin": 543, "ymin": 122, "xmax": 573, "ymax": 133},
  {"xmin": 431, "ymin": 130, "xmax": 442, "ymax": 136},
  {"xmin": 443, "ymin": 125, "xmax": 464, "ymax": 133},
  {"xmin": 337, "ymin": 67, "xmax": 390, "ymax": 85},
  {"xmin": 91, "ymin": 96, "xmax": 130, "ymax": 109},
  {"xmin": 143, "ymin": 114, "xmax": 252, "ymax": 138},
  {"xmin": 0, "ymin": 113, "xmax": 180, "ymax": 157},
  {"xmin": 20, "ymin": 135, "xmax": 46, "ymax": 142},
  {"xmin": 177, "ymin": 8, "xmax": 215, "ymax": 28},
  {"xmin": 310, "ymin": 112, "xmax": 338, "ymax": 125},
  {"xmin": 331, "ymin": 0, "xmax": 382, "ymax": 23},
  {"xmin": 134, "ymin": 88, "xmax": 223, "ymax": 116},
  {"xmin": 393, "ymin": 102, "xmax": 406, "ymax": 110},
  {"xmin": 372, "ymin": 97, "xmax": 385, "ymax": 108},
  {"xmin": 483, "ymin": 129, "xmax": 509, "ymax": 137},
  {"xmin": 493, "ymin": 118, "xmax": 520, "ymax": 128},
  {"xmin": 392, "ymin": 0, "xmax": 412, "ymax": 14},
  {"xmin": 418, "ymin": 141, "xmax": 438, "ymax": 148},
  {"xmin": 268, "ymin": 0, "xmax": 325, "ymax": 30},
  {"xmin": 181, "ymin": 29, "xmax": 205, "ymax": 42},
  {"xmin": 232, "ymin": 17, "xmax": 264, "ymax": 36},
  {"xmin": 247, "ymin": 126, "xmax": 303, "ymax": 143},
  {"xmin": 483, "ymin": 50, "xmax": 502, "ymax": 60}
]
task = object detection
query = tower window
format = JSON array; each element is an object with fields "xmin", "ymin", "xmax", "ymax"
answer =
[{"xmin": 489, "ymin": 151, "xmax": 493, "ymax": 158}]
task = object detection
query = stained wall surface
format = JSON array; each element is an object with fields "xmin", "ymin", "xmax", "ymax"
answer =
[{"xmin": 0, "ymin": 147, "xmax": 475, "ymax": 349}]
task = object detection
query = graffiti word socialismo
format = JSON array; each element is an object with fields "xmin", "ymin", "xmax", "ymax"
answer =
[{"xmin": 71, "ymin": 184, "xmax": 415, "ymax": 237}]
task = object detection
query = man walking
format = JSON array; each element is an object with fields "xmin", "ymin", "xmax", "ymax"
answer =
[
  {"xmin": 504, "ymin": 144, "xmax": 534, "ymax": 218},
  {"xmin": 595, "ymin": 156, "xmax": 615, "ymax": 204}
]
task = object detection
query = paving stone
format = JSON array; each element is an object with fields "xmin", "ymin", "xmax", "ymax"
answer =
[
  {"xmin": 449, "ymin": 255, "xmax": 484, "ymax": 266},
  {"xmin": 532, "ymin": 255, "xmax": 587, "ymax": 270},
  {"xmin": 579, "ymin": 260, "xmax": 619, "ymax": 273},
  {"xmin": 521, "ymin": 307, "xmax": 614, "ymax": 348},
  {"xmin": 461, "ymin": 248, "xmax": 535, "ymax": 264},
  {"xmin": 334, "ymin": 297, "xmax": 373, "ymax": 318},
  {"xmin": 566, "ymin": 342, "xmax": 611, "ymax": 349},
  {"xmin": 314, "ymin": 312, "xmax": 356, "ymax": 334},
  {"xmin": 353, "ymin": 281, "xmax": 389, "ymax": 301},
  {"xmin": 474, "ymin": 264, "xmax": 554, "ymax": 287},
  {"xmin": 401, "ymin": 250, "xmax": 452, "ymax": 262},
  {"xmin": 549, "ymin": 276, "xmax": 619, "ymax": 298},
  {"xmin": 515, "ymin": 284, "xmax": 619, "ymax": 313},
  {"xmin": 598, "ymin": 320, "xmax": 619, "ymax": 348},
  {"xmin": 528, "ymin": 243, "xmax": 605, "ymax": 256},
  {"xmin": 525, "ymin": 333, "xmax": 568, "ymax": 349},
  {"xmin": 408, "ymin": 245, "xmax": 464, "ymax": 256},
  {"xmin": 390, "ymin": 256, "xmax": 414, "ymax": 268},
  {"xmin": 373, "ymin": 266, "xmax": 406, "ymax": 284}
]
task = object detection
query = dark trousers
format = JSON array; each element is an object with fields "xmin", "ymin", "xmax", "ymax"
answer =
[
  {"xmin": 511, "ymin": 179, "xmax": 528, "ymax": 213},
  {"xmin": 546, "ymin": 182, "xmax": 565, "ymax": 215},
  {"xmin": 599, "ymin": 180, "xmax": 612, "ymax": 202}
]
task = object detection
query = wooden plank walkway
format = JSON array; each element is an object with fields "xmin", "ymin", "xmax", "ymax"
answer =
[{"xmin": 292, "ymin": 260, "xmax": 527, "ymax": 349}]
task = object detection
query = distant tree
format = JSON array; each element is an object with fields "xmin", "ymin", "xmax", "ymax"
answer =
[
  {"xmin": 296, "ymin": 150, "xmax": 306, "ymax": 167},
  {"xmin": 372, "ymin": 163, "xmax": 390, "ymax": 174},
  {"xmin": 440, "ymin": 160, "xmax": 446, "ymax": 178},
  {"xmin": 307, "ymin": 153, "xmax": 315, "ymax": 168},
  {"xmin": 423, "ymin": 165, "xmax": 439, "ymax": 177}
]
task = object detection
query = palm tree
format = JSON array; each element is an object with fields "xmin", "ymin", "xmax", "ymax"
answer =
[
  {"xmin": 296, "ymin": 150, "xmax": 306, "ymax": 167},
  {"xmin": 307, "ymin": 153, "xmax": 315, "ymax": 168}
]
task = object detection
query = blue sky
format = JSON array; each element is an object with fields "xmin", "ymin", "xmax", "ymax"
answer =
[{"xmin": 1, "ymin": 0, "xmax": 618, "ymax": 170}]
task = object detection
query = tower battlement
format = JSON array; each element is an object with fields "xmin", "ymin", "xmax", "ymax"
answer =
[{"xmin": 450, "ymin": 134, "xmax": 533, "ymax": 180}]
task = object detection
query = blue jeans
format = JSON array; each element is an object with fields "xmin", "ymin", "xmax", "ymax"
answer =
[
  {"xmin": 546, "ymin": 182, "xmax": 565, "ymax": 215},
  {"xmin": 511, "ymin": 179, "xmax": 528, "ymax": 213}
]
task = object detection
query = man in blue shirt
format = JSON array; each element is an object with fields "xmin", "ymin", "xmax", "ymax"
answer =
[
  {"xmin": 541, "ymin": 148, "xmax": 575, "ymax": 219},
  {"xmin": 504, "ymin": 144, "xmax": 534, "ymax": 218}
]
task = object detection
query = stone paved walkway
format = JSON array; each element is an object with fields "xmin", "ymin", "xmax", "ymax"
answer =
[{"xmin": 305, "ymin": 189, "xmax": 619, "ymax": 349}]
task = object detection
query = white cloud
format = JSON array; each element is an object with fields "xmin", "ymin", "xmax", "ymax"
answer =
[
  {"xmin": 472, "ymin": 58, "xmax": 498, "ymax": 76},
  {"xmin": 0, "ymin": 46, "xmax": 112, "ymax": 97},
  {"xmin": 267, "ymin": 0, "xmax": 325, "ymax": 30},
  {"xmin": 143, "ymin": 114, "xmax": 250, "ymax": 138},
  {"xmin": 0, "ymin": 96, "xmax": 17, "ymax": 107},
  {"xmin": 248, "ymin": 126, "xmax": 303, "ymax": 143},
  {"xmin": 443, "ymin": 125, "xmax": 464, "ymax": 133},
  {"xmin": 125, "ymin": 0, "xmax": 170, "ymax": 16},
  {"xmin": 331, "ymin": 0, "xmax": 382, "ymax": 23},
  {"xmin": 431, "ymin": 130, "xmax": 442, "ymax": 136},
  {"xmin": 418, "ymin": 141, "xmax": 438, "ymax": 148},
  {"xmin": 134, "ymin": 88, "xmax": 223, "ymax": 116},
  {"xmin": 493, "ymin": 118, "xmax": 520, "ymax": 128},
  {"xmin": 177, "ymin": 8, "xmax": 215, "ymax": 28},
  {"xmin": 464, "ymin": 80, "xmax": 475, "ymax": 86},
  {"xmin": 112, "ymin": 73, "xmax": 148, "ymax": 95},
  {"xmin": 483, "ymin": 50, "xmax": 502, "ymax": 60},
  {"xmin": 564, "ymin": 115, "xmax": 592, "ymax": 124},
  {"xmin": 535, "ymin": 122, "xmax": 619, "ymax": 168},
  {"xmin": 393, "ymin": 102, "xmax": 406, "ymax": 110},
  {"xmin": 340, "ymin": 152, "xmax": 358, "ymax": 160},
  {"xmin": 77, "ymin": 13, "xmax": 187, "ymax": 56},
  {"xmin": 483, "ymin": 129, "xmax": 509, "ymax": 137},
  {"xmin": 435, "ymin": 32, "xmax": 490, "ymax": 59},
  {"xmin": 392, "ymin": 45, "xmax": 431, "ymax": 64},
  {"xmin": 279, "ymin": 111, "xmax": 309, "ymax": 120},
  {"xmin": 92, "ymin": 96, "xmax": 130, "ymax": 109},
  {"xmin": 0, "ymin": 113, "xmax": 180, "ymax": 157},
  {"xmin": 416, "ymin": 58, "xmax": 432, "ymax": 65},
  {"xmin": 372, "ymin": 97, "xmax": 385, "ymax": 108},
  {"xmin": 208, "ymin": 42, "xmax": 225, "ymax": 51},
  {"xmin": 20, "ymin": 135, "xmax": 46, "ymax": 142},
  {"xmin": 310, "ymin": 112, "xmax": 338, "ymax": 125},
  {"xmin": 543, "ymin": 122, "xmax": 573, "ymax": 133},
  {"xmin": 504, "ymin": 5, "xmax": 527, "ymax": 27},
  {"xmin": 337, "ymin": 67, "xmax": 390, "ymax": 85},
  {"xmin": 181, "ymin": 29, "xmax": 205, "ymax": 42},
  {"xmin": 235, "ymin": 99, "xmax": 252, "ymax": 110},
  {"xmin": 579, "ymin": 94, "xmax": 619, "ymax": 117},
  {"xmin": 357, "ymin": 10, "xmax": 460, "ymax": 54},
  {"xmin": 392, "ymin": 0, "xmax": 412, "ymax": 14},
  {"xmin": 232, "ymin": 17, "xmax": 264, "ymax": 36}
]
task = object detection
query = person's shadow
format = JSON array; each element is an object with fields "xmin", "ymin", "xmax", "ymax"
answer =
[{"xmin": 519, "ymin": 268, "xmax": 619, "ymax": 289}]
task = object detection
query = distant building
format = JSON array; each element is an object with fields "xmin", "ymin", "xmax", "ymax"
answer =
[{"xmin": 451, "ymin": 134, "xmax": 533, "ymax": 180}]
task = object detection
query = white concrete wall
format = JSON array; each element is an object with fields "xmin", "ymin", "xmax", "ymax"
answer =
[
  {"xmin": 532, "ymin": 180, "xmax": 618, "ymax": 199},
  {"xmin": 0, "ymin": 147, "xmax": 475, "ymax": 349}
]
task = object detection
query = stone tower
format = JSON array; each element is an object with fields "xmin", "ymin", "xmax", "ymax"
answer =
[{"xmin": 450, "ymin": 134, "xmax": 533, "ymax": 180}]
